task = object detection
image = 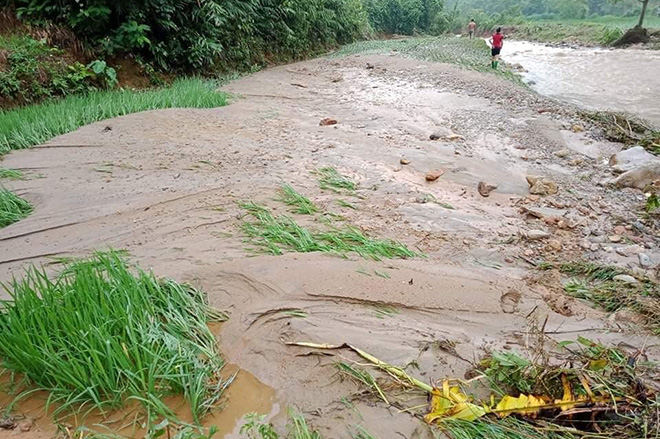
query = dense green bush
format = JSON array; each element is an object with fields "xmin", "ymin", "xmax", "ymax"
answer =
[
  {"xmin": 9, "ymin": 0, "xmax": 370, "ymax": 71},
  {"xmin": 0, "ymin": 34, "xmax": 104, "ymax": 106},
  {"xmin": 362, "ymin": 0, "xmax": 449, "ymax": 34}
]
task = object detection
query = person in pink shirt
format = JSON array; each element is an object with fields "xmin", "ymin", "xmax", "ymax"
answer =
[
  {"xmin": 468, "ymin": 19, "xmax": 477, "ymax": 39},
  {"xmin": 489, "ymin": 27, "xmax": 504, "ymax": 69}
]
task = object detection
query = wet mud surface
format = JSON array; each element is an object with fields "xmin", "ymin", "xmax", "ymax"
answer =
[{"xmin": 2, "ymin": 54, "xmax": 660, "ymax": 438}]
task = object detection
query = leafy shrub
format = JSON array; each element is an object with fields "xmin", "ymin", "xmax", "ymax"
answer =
[{"xmin": 12, "ymin": 0, "xmax": 371, "ymax": 71}]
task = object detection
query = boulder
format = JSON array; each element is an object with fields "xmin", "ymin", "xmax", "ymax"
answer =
[
  {"xmin": 477, "ymin": 181, "xmax": 498, "ymax": 197},
  {"xmin": 609, "ymin": 146, "xmax": 659, "ymax": 173},
  {"xmin": 526, "ymin": 175, "xmax": 558, "ymax": 195},
  {"xmin": 613, "ymin": 162, "xmax": 660, "ymax": 189}
]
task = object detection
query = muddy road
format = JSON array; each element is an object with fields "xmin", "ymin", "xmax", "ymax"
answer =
[{"xmin": 2, "ymin": 53, "xmax": 660, "ymax": 438}]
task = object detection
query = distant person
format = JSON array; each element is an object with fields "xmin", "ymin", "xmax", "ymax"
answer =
[
  {"xmin": 489, "ymin": 27, "xmax": 504, "ymax": 69},
  {"xmin": 468, "ymin": 19, "xmax": 477, "ymax": 39}
]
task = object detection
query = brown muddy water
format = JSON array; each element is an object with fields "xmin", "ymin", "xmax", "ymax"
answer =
[{"xmin": 503, "ymin": 40, "xmax": 660, "ymax": 126}]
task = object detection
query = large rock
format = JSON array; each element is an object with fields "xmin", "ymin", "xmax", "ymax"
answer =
[
  {"xmin": 613, "ymin": 26, "xmax": 650, "ymax": 47},
  {"xmin": 613, "ymin": 162, "xmax": 660, "ymax": 190},
  {"xmin": 609, "ymin": 146, "xmax": 659, "ymax": 173},
  {"xmin": 526, "ymin": 175, "xmax": 558, "ymax": 195}
]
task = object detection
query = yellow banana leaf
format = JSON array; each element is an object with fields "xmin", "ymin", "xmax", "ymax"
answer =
[
  {"xmin": 425, "ymin": 381, "xmax": 488, "ymax": 423},
  {"xmin": 494, "ymin": 394, "xmax": 551, "ymax": 418}
]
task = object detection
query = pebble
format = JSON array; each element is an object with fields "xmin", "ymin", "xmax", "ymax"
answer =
[
  {"xmin": 613, "ymin": 225, "xmax": 627, "ymax": 235},
  {"xmin": 425, "ymin": 170, "xmax": 444, "ymax": 181},
  {"xmin": 609, "ymin": 235, "xmax": 623, "ymax": 243},
  {"xmin": 554, "ymin": 149, "xmax": 571, "ymax": 158},
  {"xmin": 580, "ymin": 239, "xmax": 591, "ymax": 250},
  {"xmin": 526, "ymin": 230, "xmax": 550, "ymax": 240},
  {"xmin": 400, "ymin": 158, "xmax": 411, "ymax": 165},
  {"xmin": 319, "ymin": 118, "xmax": 338, "ymax": 126},
  {"xmin": 548, "ymin": 240, "xmax": 563, "ymax": 251},
  {"xmin": 639, "ymin": 253, "xmax": 653, "ymax": 268},
  {"xmin": 477, "ymin": 181, "xmax": 498, "ymax": 197},
  {"xmin": 615, "ymin": 245, "xmax": 643, "ymax": 257},
  {"xmin": 613, "ymin": 274, "xmax": 638, "ymax": 284}
]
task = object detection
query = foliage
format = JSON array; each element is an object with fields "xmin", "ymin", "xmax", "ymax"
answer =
[
  {"xmin": 316, "ymin": 167, "xmax": 358, "ymax": 192},
  {"xmin": 278, "ymin": 185, "xmax": 318, "ymax": 215},
  {"xmin": 0, "ymin": 34, "xmax": 105, "ymax": 106},
  {"xmin": 241, "ymin": 413, "xmax": 279, "ymax": 439},
  {"xmin": 12, "ymin": 0, "xmax": 370, "ymax": 71},
  {"xmin": 0, "ymin": 168, "xmax": 24, "ymax": 180},
  {"xmin": 0, "ymin": 186, "xmax": 32, "ymax": 227},
  {"xmin": 0, "ymin": 78, "xmax": 227, "ymax": 154},
  {"xmin": 0, "ymin": 251, "xmax": 228, "ymax": 423},
  {"xmin": 240, "ymin": 202, "xmax": 417, "ymax": 260},
  {"xmin": 481, "ymin": 351, "xmax": 538, "ymax": 394}
]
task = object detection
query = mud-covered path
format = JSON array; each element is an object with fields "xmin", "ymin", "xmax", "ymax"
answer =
[{"xmin": 2, "ymin": 54, "xmax": 659, "ymax": 438}]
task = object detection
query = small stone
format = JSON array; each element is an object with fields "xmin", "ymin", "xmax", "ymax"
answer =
[
  {"xmin": 613, "ymin": 274, "xmax": 638, "ymax": 284},
  {"xmin": 590, "ymin": 244, "xmax": 600, "ymax": 252},
  {"xmin": 429, "ymin": 133, "xmax": 441, "ymax": 140},
  {"xmin": 609, "ymin": 235, "xmax": 623, "ymax": 243},
  {"xmin": 580, "ymin": 239, "xmax": 591, "ymax": 250},
  {"xmin": 400, "ymin": 158, "xmax": 411, "ymax": 165},
  {"xmin": 525, "ymin": 230, "xmax": 550, "ymax": 240},
  {"xmin": 548, "ymin": 239, "xmax": 563, "ymax": 251},
  {"xmin": 526, "ymin": 175, "xmax": 558, "ymax": 196},
  {"xmin": 570, "ymin": 158, "xmax": 584, "ymax": 166},
  {"xmin": 524, "ymin": 249, "xmax": 535, "ymax": 257},
  {"xmin": 366, "ymin": 63, "xmax": 375, "ymax": 70},
  {"xmin": 18, "ymin": 420, "xmax": 33, "ymax": 432},
  {"xmin": 425, "ymin": 170, "xmax": 445, "ymax": 182},
  {"xmin": 554, "ymin": 149, "xmax": 571, "ymax": 158},
  {"xmin": 504, "ymin": 257, "xmax": 514, "ymax": 263},
  {"xmin": 571, "ymin": 124, "xmax": 584, "ymax": 133},
  {"xmin": 446, "ymin": 134, "xmax": 465, "ymax": 141},
  {"xmin": 477, "ymin": 181, "xmax": 498, "ymax": 197},
  {"xmin": 639, "ymin": 253, "xmax": 653, "ymax": 268},
  {"xmin": 613, "ymin": 225, "xmax": 627, "ymax": 235},
  {"xmin": 393, "ymin": 167, "xmax": 402, "ymax": 172},
  {"xmin": 319, "ymin": 118, "xmax": 338, "ymax": 126},
  {"xmin": 615, "ymin": 245, "xmax": 643, "ymax": 257}
]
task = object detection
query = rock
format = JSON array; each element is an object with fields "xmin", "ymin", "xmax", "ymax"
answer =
[
  {"xmin": 477, "ymin": 181, "xmax": 498, "ymax": 197},
  {"xmin": 616, "ymin": 245, "xmax": 643, "ymax": 257},
  {"xmin": 613, "ymin": 274, "xmax": 638, "ymax": 284},
  {"xmin": 17, "ymin": 420, "xmax": 33, "ymax": 432},
  {"xmin": 554, "ymin": 149, "xmax": 571, "ymax": 158},
  {"xmin": 570, "ymin": 158, "xmax": 584, "ymax": 167},
  {"xmin": 526, "ymin": 175, "xmax": 558, "ymax": 195},
  {"xmin": 613, "ymin": 225, "xmax": 627, "ymax": 235},
  {"xmin": 446, "ymin": 134, "xmax": 465, "ymax": 141},
  {"xmin": 590, "ymin": 244, "xmax": 600, "ymax": 252},
  {"xmin": 609, "ymin": 235, "xmax": 623, "ymax": 243},
  {"xmin": 400, "ymin": 158, "xmax": 411, "ymax": 165},
  {"xmin": 613, "ymin": 163, "xmax": 660, "ymax": 190},
  {"xmin": 425, "ymin": 170, "xmax": 444, "ymax": 182},
  {"xmin": 319, "ymin": 118, "xmax": 338, "ymax": 126},
  {"xmin": 521, "ymin": 206, "xmax": 566, "ymax": 219},
  {"xmin": 429, "ymin": 133, "xmax": 442, "ymax": 140},
  {"xmin": 524, "ymin": 229, "xmax": 550, "ymax": 240},
  {"xmin": 639, "ymin": 253, "xmax": 653, "ymax": 268},
  {"xmin": 415, "ymin": 194, "xmax": 435, "ymax": 204},
  {"xmin": 366, "ymin": 63, "xmax": 375, "ymax": 70},
  {"xmin": 609, "ymin": 308, "xmax": 646, "ymax": 326},
  {"xmin": 571, "ymin": 124, "xmax": 584, "ymax": 133},
  {"xmin": 547, "ymin": 239, "xmax": 563, "ymax": 251},
  {"xmin": 609, "ymin": 146, "xmax": 659, "ymax": 173},
  {"xmin": 613, "ymin": 26, "xmax": 650, "ymax": 47},
  {"xmin": 0, "ymin": 417, "xmax": 16, "ymax": 430}
]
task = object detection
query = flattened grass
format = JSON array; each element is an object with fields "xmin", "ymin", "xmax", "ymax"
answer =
[
  {"xmin": 240, "ymin": 202, "xmax": 416, "ymax": 261},
  {"xmin": 316, "ymin": 167, "xmax": 357, "ymax": 192},
  {"xmin": 0, "ymin": 168, "xmax": 23, "ymax": 180},
  {"xmin": 278, "ymin": 184, "xmax": 318, "ymax": 214},
  {"xmin": 0, "ymin": 78, "xmax": 227, "ymax": 154},
  {"xmin": 0, "ymin": 252, "xmax": 228, "ymax": 423},
  {"xmin": 0, "ymin": 187, "xmax": 32, "ymax": 227}
]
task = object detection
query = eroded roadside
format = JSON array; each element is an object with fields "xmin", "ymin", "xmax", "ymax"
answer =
[{"xmin": 1, "ymin": 53, "xmax": 660, "ymax": 438}]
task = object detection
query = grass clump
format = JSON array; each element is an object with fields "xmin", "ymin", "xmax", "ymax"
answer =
[
  {"xmin": 316, "ymin": 167, "xmax": 357, "ymax": 192},
  {"xmin": 0, "ymin": 168, "xmax": 24, "ymax": 180},
  {"xmin": 240, "ymin": 410, "xmax": 320, "ymax": 439},
  {"xmin": 0, "ymin": 251, "xmax": 228, "ymax": 424},
  {"xmin": 579, "ymin": 110, "xmax": 660, "ymax": 153},
  {"xmin": 240, "ymin": 202, "xmax": 416, "ymax": 261},
  {"xmin": 0, "ymin": 78, "xmax": 227, "ymax": 154},
  {"xmin": 278, "ymin": 184, "xmax": 318, "ymax": 214},
  {"xmin": 0, "ymin": 187, "xmax": 33, "ymax": 227}
]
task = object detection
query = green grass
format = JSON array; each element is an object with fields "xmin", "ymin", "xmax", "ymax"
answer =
[
  {"xmin": 334, "ymin": 37, "xmax": 520, "ymax": 79},
  {"xmin": 440, "ymin": 418, "xmax": 574, "ymax": 439},
  {"xmin": 0, "ymin": 168, "xmax": 24, "ymax": 180},
  {"xmin": 315, "ymin": 167, "xmax": 357, "ymax": 192},
  {"xmin": 0, "ymin": 252, "xmax": 228, "ymax": 425},
  {"xmin": 352, "ymin": 426, "xmax": 378, "ymax": 439},
  {"xmin": 337, "ymin": 200, "xmax": 357, "ymax": 210},
  {"xmin": 278, "ymin": 184, "xmax": 318, "ymax": 215},
  {"xmin": 0, "ymin": 78, "xmax": 227, "ymax": 154},
  {"xmin": 0, "ymin": 187, "xmax": 32, "ymax": 227},
  {"xmin": 240, "ymin": 202, "xmax": 416, "ymax": 261},
  {"xmin": 288, "ymin": 409, "xmax": 321, "ymax": 439}
]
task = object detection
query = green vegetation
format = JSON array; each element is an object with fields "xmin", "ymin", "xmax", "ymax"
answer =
[
  {"xmin": 0, "ymin": 168, "xmax": 23, "ymax": 180},
  {"xmin": 0, "ymin": 186, "xmax": 32, "ymax": 227},
  {"xmin": 0, "ymin": 34, "xmax": 114, "ymax": 107},
  {"xmin": 240, "ymin": 410, "xmax": 320, "ymax": 439},
  {"xmin": 278, "ymin": 185, "xmax": 318, "ymax": 215},
  {"xmin": 0, "ymin": 78, "xmax": 227, "ymax": 154},
  {"xmin": 510, "ymin": 21, "xmax": 626, "ymax": 45},
  {"xmin": 440, "ymin": 418, "xmax": 573, "ymax": 439},
  {"xmin": 240, "ymin": 202, "xmax": 416, "ymax": 260},
  {"xmin": 316, "ymin": 167, "xmax": 358, "ymax": 192},
  {"xmin": 335, "ymin": 37, "xmax": 520, "ymax": 79},
  {"xmin": 0, "ymin": 252, "xmax": 228, "ymax": 424},
  {"xmin": 363, "ymin": 0, "xmax": 460, "ymax": 34},
  {"xmin": 352, "ymin": 426, "xmax": 378, "ymax": 439},
  {"xmin": 337, "ymin": 200, "xmax": 357, "ymax": 210},
  {"xmin": 540, "ymin": 261, "xmax": 660, "ymax": 332}
]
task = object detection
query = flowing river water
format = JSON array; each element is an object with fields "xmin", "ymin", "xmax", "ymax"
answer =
[{"xmin": 502, "ymin": 40, "xmax": 660, "ymax": 126}]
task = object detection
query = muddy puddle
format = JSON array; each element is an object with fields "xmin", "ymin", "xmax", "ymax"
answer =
[
  {"xmin": 0, "ymin": 366, "xmax": 276, "ymax": 439},
  {"xmin": 503, "ymin": 40, "xmax": 660, "ymax": 126}
]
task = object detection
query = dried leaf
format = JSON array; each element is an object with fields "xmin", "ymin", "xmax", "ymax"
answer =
[
  {"xmin": 425, "ymin": 381, "xmax": 488, "ymax": 423},
  {"xmin": 494, "ymin": 394, "xmax": 551, "ymax": 418}
]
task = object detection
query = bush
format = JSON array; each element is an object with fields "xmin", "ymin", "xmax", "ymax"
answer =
[{"xmin": 12, "ymin": 0, "xmax": 371, "ymax": 71}]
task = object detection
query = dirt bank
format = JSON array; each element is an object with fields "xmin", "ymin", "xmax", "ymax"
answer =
[{"xmin": 1, "ymin": 54, "xmax": 659, "ymax": 438}]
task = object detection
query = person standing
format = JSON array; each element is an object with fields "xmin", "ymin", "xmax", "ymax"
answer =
[
  {"xmin": 489, "ymin": 27, "xmax": 504, "ymax": 69},
  {"xmin": 468, "ymin": 19, "xmax": 477, "ymax": 39}
]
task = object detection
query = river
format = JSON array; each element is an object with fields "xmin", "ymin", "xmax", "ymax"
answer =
[{"xmin": 502, "ymin": 40, "xmax": 660, "ymax": 126}]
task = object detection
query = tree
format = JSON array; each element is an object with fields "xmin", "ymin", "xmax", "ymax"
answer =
[{"xmin": 611, "ymin": 0, "xmax": 653, "ymax": 27}]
